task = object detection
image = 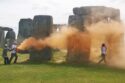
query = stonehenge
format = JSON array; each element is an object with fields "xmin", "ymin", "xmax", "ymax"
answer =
[
  {"xmin": 18, "ymin": 18, "xmax": 33, "ymax": 44},
  {"xmin": 68, "ymin": 6, "xmax": 120, "ymax": 31},
  {"xmin": 0, "ymin": 6, "xmax": 122, "ymax": 63},
  {"xmin": 30, "ymin": 15, "xmax": 53, "ymax": 62},
  {"xmin": 67, "ymin": 6, "xmax": 121, "ymax": 63},
  {"xmin": 0, "ymin": 26, "xmax": 15, "ymax": 48}
]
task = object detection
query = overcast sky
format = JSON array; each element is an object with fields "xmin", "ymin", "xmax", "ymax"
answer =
[{"xmin": 0, "ymin": 0, "xmax": 125, "ymax": 34}]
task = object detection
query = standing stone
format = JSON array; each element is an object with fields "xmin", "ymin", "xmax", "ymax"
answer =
[
  {"xmin": 0, "ymin": 28, "xmax": 5, "ymax": 48},
  {"xmin": 67, "ymin": 6, "xmax": 121, "ymax": 63},
  {"xmin": 32, "ymin": 15, "xmax": 52, "ymax": 38},
  {"xmin": 69, "ymin": 6, "xmax": 120, "ymax": 29},
  {"xmin": 68, "ymin": 15, "xmax": 84, "ymax": 31},
  {"xmin": 6, "ymin": 29, "xmax": 15, "ymax": 39},
  {"xmin": 5, "ymin": 29, "xmax": 16, "ymax": 47},
  {"xmin": 30, "ymin": 15, "xmax": 53, "ymax": 62},
  {"xmin": 0, "ymin": 27, "xmax": 15, "ymax": 48},
  {"xmin": 73, "ymin": 6, "xmax": 120, "ymax": 18},
  {"xmin": 18, "ymin": 18, "xmax": 33, "ymax": 44},
  {"xmin": 66, "ymin": 33, "xmax": 91, "ymax": 63}
]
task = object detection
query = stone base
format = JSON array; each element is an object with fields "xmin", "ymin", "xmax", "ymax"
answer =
[
  {"xmin": 66, "ymin": 52, "xmax": 90, "ymax": 63},
  {"xmin": 29, "ymin": 47, "xmax": 52, "ymax": 62}
]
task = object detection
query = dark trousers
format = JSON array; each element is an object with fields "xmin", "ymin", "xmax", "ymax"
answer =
[
  {"xmin": 4, "ymin": 57, "xmax": 10, "ymax": 64},
  {"xmin": 98, "ymin": 54, "xmax": 106, "ymax": 64},
  {"xmin": 10, "ymin": 53, "xmax": 18, "ymax": 63}
]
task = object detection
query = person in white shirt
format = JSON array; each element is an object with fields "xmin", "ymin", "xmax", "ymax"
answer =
[
  {"xmin": 98, "ymin": 43, "xmax": 107, "ymax": 64},
  {"xmin": 10, "ymin": 42, "xmax": 18, "ymax": 63}
]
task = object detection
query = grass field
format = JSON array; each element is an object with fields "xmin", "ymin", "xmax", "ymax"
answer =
[{"xmin": 0, "ymin": 49, "xmax": 125, "ymax": 83}]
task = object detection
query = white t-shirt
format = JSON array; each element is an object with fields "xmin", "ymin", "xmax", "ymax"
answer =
[
  {"xmin": 101, "ymin": 46, "xmax": 107, "ymax": 54},
  {"xmin": 11, "ymin": 44, "xmax": 17, "ymax": 54}
]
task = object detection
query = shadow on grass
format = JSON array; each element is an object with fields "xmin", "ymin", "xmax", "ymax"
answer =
[{"xmin": 16, "ymin": 60, "xmax": 125, "ymax": 73}]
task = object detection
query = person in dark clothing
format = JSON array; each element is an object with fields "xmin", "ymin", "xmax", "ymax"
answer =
[
  {"xmin": 98, "ymin": 43, "xmax": 107, "ymax": 64},
  {"xmin": 2, "ymin": 44, "xmax": 10, "ymax": 64},
  {"xmin": 10, "ymin": 42, "xmax": 18, "ymax": 64}
]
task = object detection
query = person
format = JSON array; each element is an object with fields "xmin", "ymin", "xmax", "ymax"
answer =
[
  {"xmin": 107, "ymin": 17, "xmax": 111, "ymax": 22},
  {"xmin": 98, "ymin": 43, "xmax": 107, "ymax": 64},
  {"xmin": 9, "ymin": 42, "xmax": 18, "ymax": 63},
  {"xmin": 2, "ymin": 44, "xmax": 10, "ymax": 64}
]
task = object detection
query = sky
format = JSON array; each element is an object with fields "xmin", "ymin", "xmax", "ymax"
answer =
[{"xmin": 0, "ymin": 0, "xmax": 125, "ymax": 34}]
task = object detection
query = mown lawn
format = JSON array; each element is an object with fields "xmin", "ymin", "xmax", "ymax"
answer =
[{"xmin": 0, "ymin": 49, "xmax": 125, "ymax": 83}]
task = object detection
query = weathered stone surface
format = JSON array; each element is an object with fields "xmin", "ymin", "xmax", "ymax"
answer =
[
  {"xmin": 32, "ymin": 15, "xmax": 53, "ymax": 38},
  {"xmin": 5, "ymin": 29, "xmax": 16, "ymax": 47},
  {"xmin": 30, "ymin": 15, "xmax": 53, "ymax": 62},
  {"xmin": 66, "ymin": 32, "xmax": 91, "ymax": 63},
  {"xmin": 30, "ymin": 47, "xmax": 52, "ymax": 62},
  {"xmin": 6, "ymin": 29, "xmax": 15, "ymax": 40},
  {"xmin": 18, "ymin": 18, "xmax": 33, "ymax": 43},
  {"xmin": 18, "ymin": 19, "xmax": 33, "ymax": 38},
  {"xmin": 66, "ymin": 52, "xmax": 90, "ymax": 63},
  {"xmin": 0, "ymin": 26, "xmax": 15, "ymax": 48},
  {"xmin": 67, "ymin": 6, "xmax": 121, "ymax": 63},
  {"xmin": 73, "ymin": 6, "xmax": 120, "ymax": 20},
  {"xmin": 70, "ymin": 6, "xmax": 120, "ymax": 29},
  {"xmin": 68, "ymin": 15, "xmax": 84, "ymax": 31},
  {"xmin": 1, "ymin": 27, "xmax": 13, "ymax": 31},
  {"xmin": 0, "ymin": 28, "xmax": 5, "ymax": 48}
]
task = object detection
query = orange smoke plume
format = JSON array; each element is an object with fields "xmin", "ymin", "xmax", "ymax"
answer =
[
  {"xmin": 18, "ymin": 37, "xmax": 46, "ymax": 50},
  {"xmin": 45, "ymin": 27, "xmax": 79, "ymax": 49},
  {"xmin": 67, "ymin": 32, "xmax": 91, "ymax": 53},
  {"xmin": 87, "ymin": 21, "xmax": 125, "ymax": 68},
  {"xmin": 18, "ymin": 21, "xmax": 125, "ymax": 68},
  {"xmin": 18, "ymin": 27, "xmax": 80, "ymax": 50}
]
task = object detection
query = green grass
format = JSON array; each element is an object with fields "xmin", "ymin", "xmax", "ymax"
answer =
[{"xmin": 0, "ymin": 49, "xmax": 125, "ymax": 83}]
